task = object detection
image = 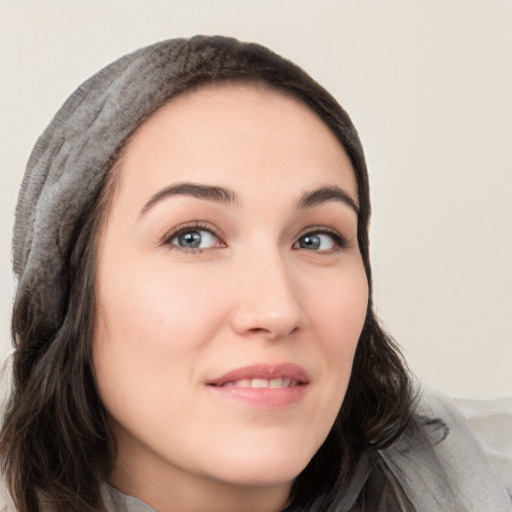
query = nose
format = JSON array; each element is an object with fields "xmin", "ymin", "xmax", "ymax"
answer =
[{"xmin": 230, "ymin": 250, "xmax": 307, "ymax": 340}]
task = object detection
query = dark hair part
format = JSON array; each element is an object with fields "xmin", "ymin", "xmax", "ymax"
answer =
[{"xmin": 1, "ymin": 36, "xmax": 413, "ymax": 512}]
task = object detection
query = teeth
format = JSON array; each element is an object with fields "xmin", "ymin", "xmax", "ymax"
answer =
[
  {"xmin": 251, "ymin": 378, "xmax": 268, "ymax": 388},
  {"xmin": 269, "ymin": 378, "xmax": 283, "ymax": 388},
  {"xmin": 221, "ymin": 378, "xmax": 297, "ymax": 388}
]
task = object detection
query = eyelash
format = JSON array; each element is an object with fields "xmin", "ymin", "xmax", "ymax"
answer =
[
  {"xmin": 162, "ymin": 222, "xmax": 349, "ymax": 253},
  {"xmin": 296, "ymin": 226, "xmax": 350, "ymax": 251},
  {"xmin": 162, "ymin": 222, "xmax": 225, "ymax": 253}
]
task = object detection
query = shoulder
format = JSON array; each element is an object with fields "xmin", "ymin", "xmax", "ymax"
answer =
[
  {"xmin": 102, "ymin": 483, "xmax": 158, "ymax": 512},
  {"xmin": 379, "ymin": 385, "xmax": 512, "ymax": 511},
  {"xmin": 0, "ymin": 481, "xmax": 157, "ymax": 512},
  {"xmin": 420, "ymin": 387, "xmax": 512, "ymax": 497},
  {"xmin": 453, "ymin": 394, "xmax": 512, "ymax": 497}
]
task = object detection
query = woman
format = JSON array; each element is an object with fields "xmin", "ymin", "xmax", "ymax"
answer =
[{"xmin": 0, "ymin": 36, "xmax": 510, "ymax": 512}]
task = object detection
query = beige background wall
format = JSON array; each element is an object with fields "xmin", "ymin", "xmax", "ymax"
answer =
[{"xmin": 0, "ymin": 0, "xmax": 510, "ymax": 397}]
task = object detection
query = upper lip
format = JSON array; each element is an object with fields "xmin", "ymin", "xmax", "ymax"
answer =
[{"xmin": 206, "ymin": 363, "xmax": 310, "ymax": 386}]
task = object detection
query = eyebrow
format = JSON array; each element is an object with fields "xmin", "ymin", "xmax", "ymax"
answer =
[
  {"xmin": 139, "ymin": 182, "xmax": 359, "ymax": 217},
  {"xmin": 140, "ymin": 182, "xmax": 240, "ymax": 216},
  {"xmin": 295, "ymin": 186, "xmax": 359, "ymax": 214}
]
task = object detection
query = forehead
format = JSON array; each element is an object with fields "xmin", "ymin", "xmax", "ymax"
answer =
[{"xmin": 115, "ymin": 82, "xmax": 357, "ymax": 205}]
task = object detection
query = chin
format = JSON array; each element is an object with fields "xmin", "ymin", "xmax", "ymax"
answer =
[
  {"xmin": 212, "ymin": 462, "xmax": 305, "ymax": 489},
  {"xmin": 204, "ymin": 436, "xmax": 316, "ymax": 487}
]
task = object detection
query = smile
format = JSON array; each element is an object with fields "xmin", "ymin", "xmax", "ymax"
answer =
[
  {"xmin": 206, "ymin": 362, "xmax": 310, "ymax": 387},
  {"xmin": 219, "ymin": 378, "xmax": 299, "ymax": 388},
  {"xmin": 206, "ymin": 363, "xmax": 309, "ymax": 407}
]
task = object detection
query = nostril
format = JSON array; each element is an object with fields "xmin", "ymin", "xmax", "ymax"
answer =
[
  {"xmin": 245, "ymin": 324, "xmax": 300, "ymax": 340},
  {"xmin": 248, "ymin": 327, "xmax": 268, "ymax": 334}
]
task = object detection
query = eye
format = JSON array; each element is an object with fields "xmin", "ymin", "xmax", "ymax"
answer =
[
  {"xmin": 293, "ymin": 229, "xmax": 347, "ymax": 251},
  {"xmin": 166, "ymin": 225, "xmax": 223, "ymax": 251}
]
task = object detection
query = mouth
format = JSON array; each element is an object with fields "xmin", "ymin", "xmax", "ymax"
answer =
[
  {"xmin": 205, "ymin": 363, "xmax": 309, "ymax": 407},
  {"xmin": 206, "ymin": 363, "xmax": 310, "ymax": 387},
  {"xmin": 218, "ymin": 377, "xmax": 300, "ymax": 388}
]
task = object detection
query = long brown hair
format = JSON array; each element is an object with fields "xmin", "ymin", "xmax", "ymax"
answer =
[{"xmin": 1, "ymin": 36, "xmax": 413, "ymax": 511}]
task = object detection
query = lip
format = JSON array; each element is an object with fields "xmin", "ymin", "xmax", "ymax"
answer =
[
  {"xmin": 206, "ymin": 363, "xmax": 310, "ymax": 408},
  {"xmin": 206, "ymin": 363, "xmax": 310, "ymax": 386}
]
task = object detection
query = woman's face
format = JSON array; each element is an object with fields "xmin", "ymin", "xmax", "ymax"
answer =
[{"xmin": 93, "ymin": 83, "xmax": 368, "ymax": 509}]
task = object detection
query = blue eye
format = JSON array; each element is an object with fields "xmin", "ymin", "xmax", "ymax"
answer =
[
  {"xmin": 294, "ymin": 230, "xmax": 346, "ymax": 251},
  {"xmin": 169, "ymin": 229, "xmax": 220, "ymax": 249}
]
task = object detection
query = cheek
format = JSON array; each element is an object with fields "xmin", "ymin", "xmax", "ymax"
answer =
[
  {"xmin": 314, "ymin": 268, "xmax": 368, "ymax": 401},
  {"xmin": 98, "ymin": 257, "xmax": 224, "ymax": 344},
  {"xmin": 298, "ymin": 262, "xmax": 368, "ymax": 398},
  {"xmin": 92, "ymin": 260, "xmax": 227, "ymax": 410},
  {"xmin": 309, "ymin": 263, "xmax": 368, "ymax": 352}
]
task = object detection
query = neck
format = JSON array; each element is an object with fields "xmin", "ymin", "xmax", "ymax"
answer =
[{"xmin": 108, "ymin": 445, "xmax": 292, "ymax": 512}]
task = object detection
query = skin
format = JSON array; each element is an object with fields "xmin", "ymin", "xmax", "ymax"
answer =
[{"xmin": 93, "ymin": 83, "xmax": 369, "ymax": 512}]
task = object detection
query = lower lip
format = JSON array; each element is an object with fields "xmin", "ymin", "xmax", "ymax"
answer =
[{"xmin": 207, "ymin": 384, "xmax": 308, "ymax": 408}]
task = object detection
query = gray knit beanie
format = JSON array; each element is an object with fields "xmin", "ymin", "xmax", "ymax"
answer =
[{"xmin": 12, "ymin": 35, "xmax": 370, "ymax": 331}]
